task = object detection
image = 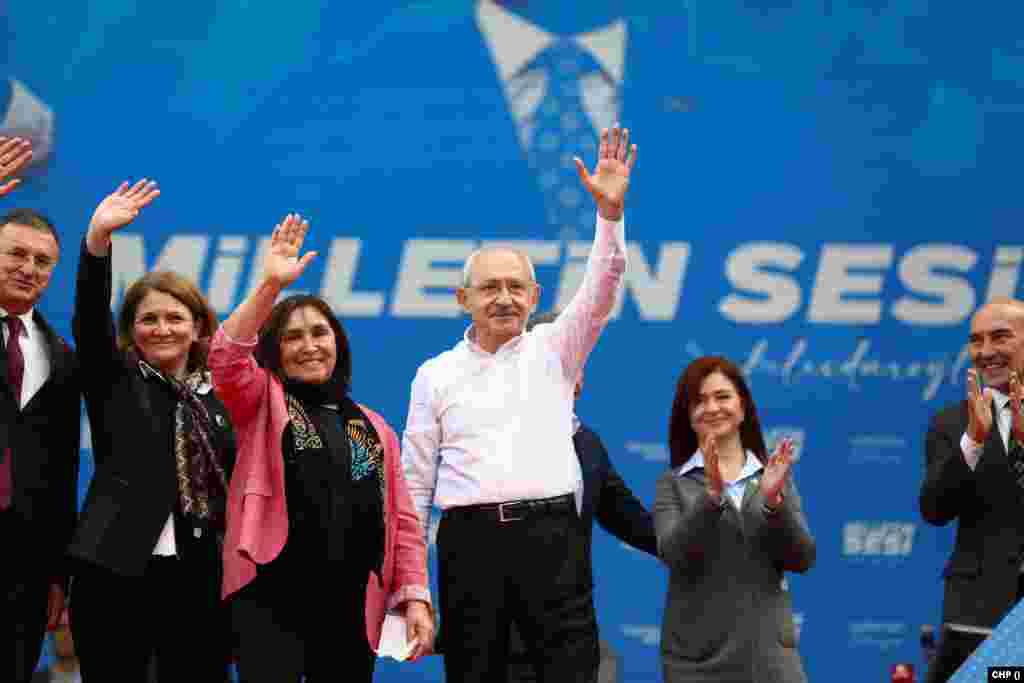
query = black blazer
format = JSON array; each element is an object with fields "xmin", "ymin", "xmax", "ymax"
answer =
[
  {"xmin": 574, "ymin": 424, "xmax": 657, "ymax": 556},
  {"xmin": 1, "ymin": 310, "xmax": 80, "ymax": 583},
  {"xmin": 67, "ymin": 242, "xmax": 236, "ymax": 577},
  {"xmin": 920, "ymin": 400, "xmax": 1024, "ymax": 630}
]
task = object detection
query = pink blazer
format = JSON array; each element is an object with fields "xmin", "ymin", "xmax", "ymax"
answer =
[{"xmin": 208, "ymin": 327, "xmax": 431, "ymax": 650}]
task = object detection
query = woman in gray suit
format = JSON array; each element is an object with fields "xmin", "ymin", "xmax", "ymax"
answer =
[{"xmin": 654, "ymin": 356, "xmax": 815, "ymax": 683}]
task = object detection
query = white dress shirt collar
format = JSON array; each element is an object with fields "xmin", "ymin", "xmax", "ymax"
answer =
[
  {"xmin": 462, "ymin": 323, "xmax": 526, "ymax": 356},
  {"xmin": 475, "ymin": 0, "xmax": 626, "ymax": 83},
  {"xmin": 0, "ymin": 306, "xmax": 36, "ymax": 338},
  {"xmin": 676, "ymin": 449, "xmax": 764, "ymax": 482},
  {"xmin": 991, "ymin": 387, "xmax": 1011, "ymax": 411}
]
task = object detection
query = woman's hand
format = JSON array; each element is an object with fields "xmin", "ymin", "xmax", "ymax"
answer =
[
  {"xmin": 759, "ymin": 437, "xmax": 794, "ymax": 508},
  {"xmin": 702, "ymin": 434, "xmax": 725, "ymax": 504},
  {"xmin": 86, "ymin": 179, "xmax": 160, "ymax": 256},
  {"xmin": 404, "ymin": 600, "xmax": 434, "ymax": 661}
]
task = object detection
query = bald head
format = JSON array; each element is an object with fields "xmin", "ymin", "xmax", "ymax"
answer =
[
  {"xmin": 977, "ymin": 297, "xmax": 1024, "ymax": 322},
  {"xmin": 969, "ymin": 298, "xmax": 1024, "ymax": 392}
]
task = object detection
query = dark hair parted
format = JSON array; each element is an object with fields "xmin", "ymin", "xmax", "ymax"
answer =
[
  {"xmin": 1, "ymin": 208, "xmax": 61, "ymax": 246},
  {"xmin": 117, "ymin": 271, "xmax": 218, "ymax": 372},
  {"xmin": 668, "ymin": 355, "xmax": 768, "ymax": 470},
  {"xmin": 254, "ymin": 294, "xmax": 352, "ymax": 393}
]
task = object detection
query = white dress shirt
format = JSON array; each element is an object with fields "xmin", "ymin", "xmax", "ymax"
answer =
[
  {"xmin": 960, "ymin": 388, "xmax": 1012, "ymax": 470},
  {"xmin": 1, "ymin": 306, "xmax": 51, "ymax": 408},
  {"xmin": 402, "ymin": 213, "xmax": 626, "ymax": 538},
  {"xmin": 476, "ymin": 0, "xmax": 626, "ymax": 150}
]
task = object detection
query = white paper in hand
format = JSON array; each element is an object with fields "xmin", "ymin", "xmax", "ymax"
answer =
[{"xmin": 375, "ymin": 613, "xmax": 418, "ymax": 661}]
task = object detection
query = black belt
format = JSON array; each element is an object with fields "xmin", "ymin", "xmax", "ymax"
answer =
[{"xmin": 442, "ymin": 493, "xmax": 575, "ymax": 523}]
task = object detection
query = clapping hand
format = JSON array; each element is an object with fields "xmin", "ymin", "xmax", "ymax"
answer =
[
  {"xmin": 1010, "ymin": 371, "xmax": 1024, "ymax": 447},
  {"xmin": 966, "ymin": 368, "xmax": 994, "ymax": 444},
  {"xmin": 574, "ymin": 125, "xmax": 637, "ymax": 222},
  {"xmin": 759, "ymin": 438, "xmax": 794, "ymax": 508},
  {"xmin": 702, "ymin": 434, "xmax": 725, "ymax": 504}
]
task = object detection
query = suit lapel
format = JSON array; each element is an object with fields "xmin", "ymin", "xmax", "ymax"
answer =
[
  {"xmin": 986, "ymin": 398, "xmax": 1008, "ymax": 461},
  {"xmin": 739, "ymin": 470, "xmax": 762, "ymax": 514}
]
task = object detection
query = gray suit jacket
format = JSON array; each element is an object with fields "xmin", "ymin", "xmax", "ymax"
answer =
[{"xmin": 654, "ymin": 467, "xmax": 815, "ymax": 683}]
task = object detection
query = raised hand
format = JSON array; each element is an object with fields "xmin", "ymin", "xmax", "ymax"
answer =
[
  {"xmin": 0, "ymin": 136, "xmax": 33, "ymax": 196},
  {"xmin": 1010, "ymin": 371, "xmax": 1024, "ymax": 447},
  {"xmin": 702, "ymin": 434, "xmax": 725, "ymax": 503},
  {"xmin": 87, "ymin": 180, "xmax": 161, "ymax": 254},
  {"xmin": 759, "ymin": 438, "xmax": 794, "ymax": 507},
  {"xmin": 966, "ymin": 368, "xmax": 994, "ymax": 444},
  {"xmin": 574, "ymin": 125, "xmax": 637, "ymax": 222},
  {"xmin": 262, "ymin": 213, "xmax": 316, "ymax": 288}
]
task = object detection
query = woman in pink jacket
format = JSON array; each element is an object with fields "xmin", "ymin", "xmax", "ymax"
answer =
[{"xmin": 209, "ymin": 214, "xmax": 433, "ymax": 682}]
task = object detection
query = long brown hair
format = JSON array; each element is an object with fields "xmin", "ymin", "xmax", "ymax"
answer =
[
  {"xmin": 117, "ymin": 271, "xmax": 218, "ymax": 373},
  {"xmin": 668, "ymin": 356, "xmax": 768, "ymax": 469}
]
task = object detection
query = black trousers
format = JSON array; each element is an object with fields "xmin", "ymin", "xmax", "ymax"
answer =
[
  {"xmin": 229, "ymin": 551, "xmax": 375, "ymax": 683},
  {"xmin": 71, "ymin": 553, "xmax": 229, "ymax": 682},
  {"xmin": 925, "ymin": 575, "xmax": 1024, "ymax": 683},
  {"xmin": 1, "ymin": 511, "xmax": 51, "ymax": 683},
  {"xmin": 437, "ymin": 501, "xmax": 599, "ymax": 683}
]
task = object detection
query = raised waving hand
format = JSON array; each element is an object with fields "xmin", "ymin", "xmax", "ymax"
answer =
[{"xmin": 86, "ymin": 179, "xmax": 161, "ymax": 256}]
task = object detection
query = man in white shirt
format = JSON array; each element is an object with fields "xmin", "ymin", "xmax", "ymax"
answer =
[
  {"xmin": 402, "ymin": 125, "xmax": 635, "ymax": 683},
  {"xmin": 920, "ymin": 298, "xmax": 1024, "ymax": 682},
  {"xmin": 0, "ymin": 191, "xmax": 81, "ymax": 681}
]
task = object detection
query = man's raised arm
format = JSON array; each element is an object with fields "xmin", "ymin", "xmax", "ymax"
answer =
[{"xmin": 547, "ymin": 125, "xmax": 636, "ymax": 381}]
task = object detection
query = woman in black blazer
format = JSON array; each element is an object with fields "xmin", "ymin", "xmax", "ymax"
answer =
[{"xmin": 67, "ymin": 180, "xmax": 235, "ymax": 682}]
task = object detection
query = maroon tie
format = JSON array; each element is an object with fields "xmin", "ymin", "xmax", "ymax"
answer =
[{"xmin": 0, "ymin": 315, "xmax": 24, "ymax": 510}]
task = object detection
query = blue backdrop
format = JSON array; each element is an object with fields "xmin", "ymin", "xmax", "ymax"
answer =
[{"xmin": 7, "ymin": 1, "xmax": 1023, "ymax": 680}]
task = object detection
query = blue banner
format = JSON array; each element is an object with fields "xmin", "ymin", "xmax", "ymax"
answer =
[{"xmin": 9, "ymin": 1, "xmax": 1023, "ymax": 680}]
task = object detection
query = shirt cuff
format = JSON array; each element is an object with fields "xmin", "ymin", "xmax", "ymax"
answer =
[
  {"xmin": 959, "ymin": 432, "xmax": 983, "ymax": 471},
  {"xmin": 595, "ymin": 212, "xmax": 626, "ymax": 252}
]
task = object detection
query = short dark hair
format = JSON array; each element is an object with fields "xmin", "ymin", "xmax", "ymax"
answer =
[
  {"xmin": 254, "ymin": 294, "xmax": 352, "ymax": 393},
  {"xmin": 668, "ymin": 356, "xmax": 768, "ymax": 470},
  {"xmin": 0, "ymin": 208, "xmax": 60, "ymax": 246},
  {"xmin": 526, "ymin": 309, "xmax": 559, "ymax": 332}
]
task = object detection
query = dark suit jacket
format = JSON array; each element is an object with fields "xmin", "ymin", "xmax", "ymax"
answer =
[
  {"xmin": 654, "ymin": 467, "xmax": 814, "ymax": 683},
  {"xmin": 67, "ymin": 242, "xmax": 236, "ymax": 577},
  {"xmin": 574, "ymin": 424, "xmax": 657, "ymax": 557},
  {"xmin": 920, "ymin": 401, "xmax": 1024, "ymax": 645},
  {"xmin": 1, "ymin": 309, "xmax": 80, "ymax": 584}
]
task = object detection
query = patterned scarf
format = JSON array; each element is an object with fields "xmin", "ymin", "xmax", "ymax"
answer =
[
  {"xmin": 284, "ymin": 391, "xmax": 387, "ymax": 580},
  {"xmin": 169, "ymin": 369, "xmax": 230, "ymax": 526},
  {"xmin": 284, "ymin": 392, "xmax": 386, "ymax": 502}
]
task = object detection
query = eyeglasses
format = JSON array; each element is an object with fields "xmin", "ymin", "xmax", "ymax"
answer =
[
  {"xmin": 1, "ymin": 247, "xmax": 56, "ymax": 273},
  {"xmin": 468, "ymin": 279, "xmax": 534, "ymax": 298}
]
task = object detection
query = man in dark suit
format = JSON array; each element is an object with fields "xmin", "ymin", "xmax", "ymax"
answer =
[
  {"xmin": 0, "ymin": 196, "xmax": 80, "ymax": 681},
  {"xmin": 920, "ymin": 298, "xmax": 1024, "ymax": 682}
]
